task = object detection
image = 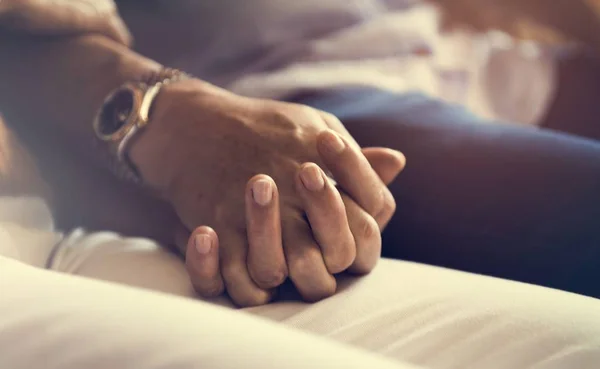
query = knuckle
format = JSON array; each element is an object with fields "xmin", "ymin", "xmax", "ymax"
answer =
[
  {"xmin": 377, "ymin": 191, "xmax": 397, "ymax": 224},
  {"xmin": 383, "ymin": 191, "xmax": 397, "ymax": 214},
  {"xmin": 325, "ymin": 242, "xmax": 356, "ymax": 274},
  {"xmin": 220, "ymin": 260, "xmax": 274, "ymax": 307},
  {"xmin": 371, "ymin": 189, "xmax": 395, "ymax": 219},
  {"xmin": 297, "ymin": 104, "xmax": 319, "ymax": 119},
  {"xmin": 288, "ymin": 248, "xmax": 338, "ymax": 302},
  {"xmin": 270, "ymin": 104, "xmax": 313, "ymax": 130},
  {"xmin": 193, "ymin": 280, "xmax": 224, "ymax": 298},
  {"xmin": 321, "ymin": 111, "xmax": 342, "ymax": 125},
  {"xmin": 288, "ymin": 248, "xmax": 323, "ymax": 279},
  {"xmin": 274, "ymin": 112, "xmax": 297, "ymax": 131},
  {"xmin": 261, "ymin": 106, "xmax": 298, "ymax": 133},
  {"xmin": 357, "ymin": 214, "xmax": 380, "ymax": 241},
  {"xmin": 250, "ymin": 266, "xmax": 288, "ymax": 288},
  {"xmin": 350, "ymin": 219, "xmax": 382, "ymax": 275}
]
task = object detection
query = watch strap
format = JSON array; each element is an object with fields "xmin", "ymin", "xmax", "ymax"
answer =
[{"xmin": 98, "ymin": 68, "xmax": 190, "ymax": 185}]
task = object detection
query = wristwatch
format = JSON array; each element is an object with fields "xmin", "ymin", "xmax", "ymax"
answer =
[{"xmin": 93, "ymin": 68, "xmax": 189, "ymax": 183}]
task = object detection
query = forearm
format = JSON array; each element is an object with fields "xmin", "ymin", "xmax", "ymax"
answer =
[
  {"xmin": 0, "ymin": 115, "xmax": 49, "ymax": 198},
  {"xmin": 0, "ymin": 31, "xmax": 161, "ymax": 161},
  {"xmin": 0, "ymin": 32, "xmax": 181, "ymax": 241}
]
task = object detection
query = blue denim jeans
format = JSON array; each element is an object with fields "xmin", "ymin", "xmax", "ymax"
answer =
[{"xmin": 294, "ymin": 89, "xmax": 600, "ymax": 298}]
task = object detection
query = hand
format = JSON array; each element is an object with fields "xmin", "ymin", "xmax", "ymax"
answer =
[
  {"xmin": 178, "ymin": 144, "xmax": 405, "ymax": 305},
  {"xmin": 130, "ymin": 79, "xmax": 403, "ymax": 306},
  {"xmin": 181, "ymin": 145, "xmax": 404, "ymax": 305}
]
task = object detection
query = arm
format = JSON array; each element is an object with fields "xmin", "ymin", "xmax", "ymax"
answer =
[
  {"xmin": 0, "ymin": 1, "xmax": 140, "ymax": 126},
  {"xmin": 0, "ymin": 0, "xmax": 138, "ymax": 199},
  {"xmin": 0, "ymin": 32, "xmax": 160, "ymax": 162},
  {"xmin": 0, "ymin": 115, "xmax": 49, "ymax": 198},
  {"xmin": 0, "ymin": 3, "xmax": 401, "ymax": 307},
  {"xmin": 0, "ymin": 32, "xmax": 183, "ymax": 243}
]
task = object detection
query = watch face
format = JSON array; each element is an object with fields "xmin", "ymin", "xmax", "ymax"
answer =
[{"xmin": 96, "ymin": 86, "xmax": 136, "ymax": 138}]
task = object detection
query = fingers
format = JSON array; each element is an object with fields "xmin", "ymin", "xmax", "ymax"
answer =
[
  {"xmin": 187, "ymin": 167, "xmax": 363, "ymax": 305},
  {"xmin": 295, "ymin": 163, "xmax": 356, "ymax": 274},
  {"xmin": 186, "ymin": 225, "xmax": 274, "ymax": 306},
  {"xmin": 362, "ymin": 147, "xmax": 406, "ymax": 186},
  {"xmin": 341, "ymin": 196, "xmax": 383, "ymax": 275},
  {"xmin": 184, "ymin": 226, "xmax": 225, "ymax": 298},
  {"xmin": 320, "ymin": 111, "xmax": 361, "ymax": 150},
  {"xmin": 318, "ymin": 130, "xmax": 398, "ymax": 228},
  {"xmin": 245, "ymin": 175, "xmax": 288, "ymax": 289},
  {"xmin": 219, "ymin": 230, "xmax": 274, "ymax": 307},
  {"xmin": 282, "ymin": 215, "xmax": 337, "ymax": 302}
]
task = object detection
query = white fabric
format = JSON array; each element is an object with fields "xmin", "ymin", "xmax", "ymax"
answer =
[
  {"xmin": 0, "ymin": 257, "xmax": 414, "ymax": 369},
  {"xmin": 1, "ymin": 197, "xmax": 600, "ymax": 369}
]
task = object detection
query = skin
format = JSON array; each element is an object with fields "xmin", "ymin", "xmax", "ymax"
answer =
[
  {"xmin": 130, "ymin": 79, "xmax": 404, "ymax": 305},
  {"xmin": 182, "ymin": 140, "xmax": 406, "ymax": 304},
  {"xmin": 0, "ymin": 32, "xmax": 404, "ymax": 307}
]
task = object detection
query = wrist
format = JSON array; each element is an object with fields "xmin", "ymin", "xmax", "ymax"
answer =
[{"xmin": 127, "ymin": 78, "xmax": 220, "ymax": 192}]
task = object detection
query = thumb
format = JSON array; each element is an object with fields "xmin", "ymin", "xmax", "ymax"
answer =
[{"xmin": 362, "ymin": 148, "xmax": 406, "ymax": 185}]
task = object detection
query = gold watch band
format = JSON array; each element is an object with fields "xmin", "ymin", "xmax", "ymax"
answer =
[{"xmin": 94, "ymin": 68, "xmax": 190, "ymax": 184}]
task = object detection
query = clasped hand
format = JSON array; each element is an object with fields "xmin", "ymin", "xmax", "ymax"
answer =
[{"xmin": 129, "ymin": 79, "xmax": 405, "ymax": 306}]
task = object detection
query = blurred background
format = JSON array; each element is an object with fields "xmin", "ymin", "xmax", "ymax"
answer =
[
  {"xmin": 433, "ymin": 0, "xmax": 600, "ymax": 47},
  {"xmin": 117, "ymin": 0, "xmax": 600, "ymax": 129}
]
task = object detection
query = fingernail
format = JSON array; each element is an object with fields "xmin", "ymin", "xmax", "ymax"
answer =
[
  {"xmin": 195, "ymin": 234, "xmax": 212, "ymax": 255},
  {"xmin": 323, "ymin": 131, "xmax": 345, "ymax": 154},
  {"xmin": 300, "ymin": 165, "xmax": 325, "ymax": 191},
  {"xmin": 252, "ymin": 179, "xmax": 273, "ymax": 206}
]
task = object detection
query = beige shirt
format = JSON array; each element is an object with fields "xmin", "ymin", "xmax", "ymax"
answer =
[
  {"xmin": 0, "ymin": 0, "xmax": 555, "ymax": 127},
  {"xmin": 120, "ymin": 1, "xmax": 555, "ymax": 125}
]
